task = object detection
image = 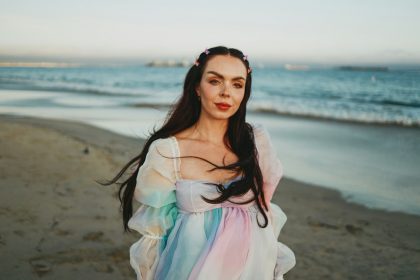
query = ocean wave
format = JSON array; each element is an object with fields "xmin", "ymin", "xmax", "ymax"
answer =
[
  {"xmin": 379, "ymin": 99, "xmax": 420, "ymax": 108},
  {"xmin": 128, "ymin": 101, "xmax": 420, "ymax": 127},
  {"xmin": 0, "ymin": 78, "xmax": 148, "ymax": 97},
  {"xmin": 248, "ymin": 104, "xmax": 420, "ymax": 127}
]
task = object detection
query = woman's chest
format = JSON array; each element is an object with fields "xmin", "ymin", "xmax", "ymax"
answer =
[
  {"xmin": 175, "ymin": 180, "xmax": 255, "ymax": 213},
  {"xmin": 176, "ymin": 140, "xmax": 241, "ymax": 183}
]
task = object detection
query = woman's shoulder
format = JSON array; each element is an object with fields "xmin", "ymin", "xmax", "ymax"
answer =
[
  {"xmin": 146, "ymin": 136, "xmax": 177, "ymax": 160},
  {"xmin": 140, "ymin": 137, "xmax": 178, "ymax": 183},
  {"xmin": 250, "ymin": 122, "xmax": 269, "ymax": 139},
  {"xmin": 249, "ymin": 122, "xmax": 276, "ymax": 155},
  {"xmin": 149, "ymin": 136, "xmax": 174, "ymax": 148}
]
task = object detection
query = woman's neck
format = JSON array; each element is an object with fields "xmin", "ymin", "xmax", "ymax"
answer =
[{"xmin": 190, "ymin": 116, "xmax": 228, "ymax": 146}]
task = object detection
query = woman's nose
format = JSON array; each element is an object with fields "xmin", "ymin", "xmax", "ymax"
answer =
[{"xmin": 220, "ymin": 85, "xmax": 231, "ymax": 97}]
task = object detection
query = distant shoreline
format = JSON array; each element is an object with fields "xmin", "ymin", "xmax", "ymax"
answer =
[
  {"xmin": 1, "ymin": 60, "xmax": 420, "ymax": 70},
  {"xmin": 337, "ymin": 65, "xmax": 388, "ymax": 72}
]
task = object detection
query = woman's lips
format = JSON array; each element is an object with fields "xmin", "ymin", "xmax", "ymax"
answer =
[{"xmin": 215, "ymin": 103, "xmax": 231, "ymax": 110}]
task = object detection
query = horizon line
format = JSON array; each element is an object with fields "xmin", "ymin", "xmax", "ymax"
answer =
[{"xmin": 1, "ymin": 55, "xmax": 420, "ymax": 68}]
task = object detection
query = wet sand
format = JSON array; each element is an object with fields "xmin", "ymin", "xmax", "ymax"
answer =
[{"xmin": 0, "ymin": 114, "xmax": 419, "ymax": 279}]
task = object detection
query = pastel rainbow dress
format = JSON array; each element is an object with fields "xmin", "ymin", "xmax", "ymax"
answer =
[{"xmin": 128, "ymin": 124, "xmax": 296, "ymax": 280}]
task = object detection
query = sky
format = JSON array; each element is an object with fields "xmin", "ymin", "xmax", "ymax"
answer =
[{"xmin": 1, "ymin": 0, "xmax": 420, "ymax": 65}]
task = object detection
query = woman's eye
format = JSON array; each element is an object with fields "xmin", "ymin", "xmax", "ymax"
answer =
[{"xmin": 209, "ymin": 80, "xmax": 242, "ymax": 88}]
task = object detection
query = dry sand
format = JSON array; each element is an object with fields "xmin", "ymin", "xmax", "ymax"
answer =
[{"xmin": 0, "ymin": 114, "xmax": 419, "ymax": 279}]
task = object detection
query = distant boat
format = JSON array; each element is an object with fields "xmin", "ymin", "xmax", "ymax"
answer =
[
  {"xmin": 284, "ymin": 64, "xmax": 310, "ymax": 71},
  {"xmin": 338, "ymin": 66, "xmax": 388, "ymax": 72}
]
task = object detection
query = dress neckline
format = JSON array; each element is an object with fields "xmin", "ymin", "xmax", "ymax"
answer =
[
  {"xmin": 176, "ymin": 175, "xmax": 243, "ymax": 186},
  {"xmin": 169, "ymin": 136, "xmax": 243, "ymax": 185}
]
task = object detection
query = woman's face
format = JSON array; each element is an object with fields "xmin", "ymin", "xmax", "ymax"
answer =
[{"xmin": 195, "ymin": 55, "xmax": 247, "ymax": 120}]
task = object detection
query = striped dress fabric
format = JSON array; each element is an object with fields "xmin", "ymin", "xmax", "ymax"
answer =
[{"xmin": 128, "ymin": 124, "xmax": 296, "ymax": 280}]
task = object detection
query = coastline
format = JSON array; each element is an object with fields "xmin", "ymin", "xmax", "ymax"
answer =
[{"xmin": 0, "ymin": 114, "xmax": 419, "ymax": 279}]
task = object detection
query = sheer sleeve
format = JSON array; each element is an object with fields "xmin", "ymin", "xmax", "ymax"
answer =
[
  {"xmin": 253, "ymin": 123, "xmax": 283, "ymax": 207},
  {"xmin": 253, "ymin": 123, "xmax": 296, "ymax": 279},
  {"xmin": 127, "ymin": 138, "xmax": 179, "ymax": 280}
]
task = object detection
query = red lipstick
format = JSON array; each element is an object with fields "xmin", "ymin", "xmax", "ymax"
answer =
[{"xmin": 215, "ymin": 102, "xmax": 231, "ymax": 111}]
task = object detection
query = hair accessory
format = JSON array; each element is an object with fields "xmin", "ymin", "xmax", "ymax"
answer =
[
  {"xmin": 243, "ymin": 54, "xmax": 248, "ymax": 61},
  {"xmin": 194, "ymin": 48, "xmax": 210, "ymax": 67},
  {"xmin": 247, "ymin": 67, "xmax": 252, "ymax": 74}
]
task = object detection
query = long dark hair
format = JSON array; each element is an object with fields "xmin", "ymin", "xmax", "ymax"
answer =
[{"xmin": 98, "ymin": 46, "xmax": 268, "ymax": 232}]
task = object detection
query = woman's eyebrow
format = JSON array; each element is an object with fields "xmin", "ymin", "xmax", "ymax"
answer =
[{"xmin": 206, "ymin": 71, "xmax": 245, "ymax": 81}]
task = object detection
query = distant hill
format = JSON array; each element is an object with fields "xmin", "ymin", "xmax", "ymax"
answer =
[{"xmin": 145, "ymin": 59, "xmax": 191, "ymax": 67}]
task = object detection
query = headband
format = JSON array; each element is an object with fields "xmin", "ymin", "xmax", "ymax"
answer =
[{"xmin": 194, "ymin": 48, "xmax": 252, "ymax": 74}]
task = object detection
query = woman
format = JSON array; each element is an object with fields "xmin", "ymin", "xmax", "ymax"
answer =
[{"xmin": 104, "ymin": 46, "xmax": 296, "ymax": 279}]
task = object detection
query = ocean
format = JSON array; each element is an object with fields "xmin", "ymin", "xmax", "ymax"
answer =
[
  {"xmin": 1, "ymin": 65, "xmax": 419, "ymax": 126},
  {"xmin": 1, "ymin": 64, "xmax": 419, "ymax": 216}
]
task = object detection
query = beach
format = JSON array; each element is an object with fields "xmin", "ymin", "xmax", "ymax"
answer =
[{"xmin": 1, "ymin": 114, "xmax": 419, "ymax": 279}]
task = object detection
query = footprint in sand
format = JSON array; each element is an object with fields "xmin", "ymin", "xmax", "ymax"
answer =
[
  {"xmin": 83, "ymin": 231, "xmax": 104, "ymax": 241},
  {"xmin": 30, "ymin": 260, "xmax": 51, "ymax": 276}
]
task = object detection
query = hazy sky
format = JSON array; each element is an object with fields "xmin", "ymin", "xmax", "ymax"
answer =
[{"xmin": 1, "ymin": 0, "xmax": 419, "ymax": 64}]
